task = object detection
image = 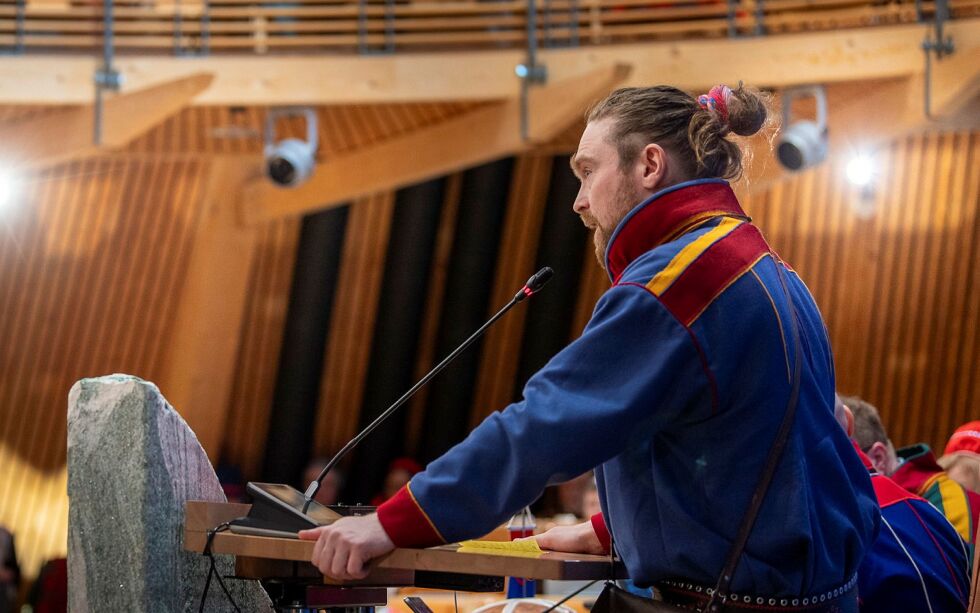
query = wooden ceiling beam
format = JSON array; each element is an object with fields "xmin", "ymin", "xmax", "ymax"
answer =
[
  {"xmin": 241, "ymin": 63, "xmax": 631, "ymax": 223},
  {"xmin": 0, "ymin": 73, "xmax": 213, "ymax": 170},
  {"xmin": 2, "ymin": 20, "xmax": 978, "ymax": 105},
  {"xmin": 160, "ymin": 159, "xmax": 262, "ymax": 459}
]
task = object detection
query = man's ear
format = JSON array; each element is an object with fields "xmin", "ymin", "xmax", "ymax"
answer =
[
  {"xmin": 638, "ymin": 143, "xmax": 669, "ymax": 191},
  {"xmin": 843, "ymin": 406, "xmax": 855, "ymax": 438},
  {"xmin": 866, "ymin": 441, "xmax": 892, "ymax": 475}
]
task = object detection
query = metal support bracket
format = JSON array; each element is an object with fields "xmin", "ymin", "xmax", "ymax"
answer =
[
  {"xmin": 921, "ymin": 0, "xmax": 954, "ymax": 119},
  {"xmin": 94, "ymin": 69, "xmax": 123, "ymax": 91},
  {"xmin": 518, "ymin": 0, "xmax": 549, "ymax": 141},
  {"xmin": 93, "ymin": 0, "xmax": 121, "ymax": 146}
]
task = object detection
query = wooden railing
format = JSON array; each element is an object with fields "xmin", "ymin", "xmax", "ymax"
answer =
[{"xmin": 0, "ymin": 0, "xmax": 977, "ymax": 54}]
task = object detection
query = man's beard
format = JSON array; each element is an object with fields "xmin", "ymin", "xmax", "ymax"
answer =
[{"xmin": 583, "ymin": 173, "xmax": 642, "ymax": 270}]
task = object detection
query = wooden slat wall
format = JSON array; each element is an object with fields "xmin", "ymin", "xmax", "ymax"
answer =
[
  {"xmin": 748, "ymin": 131, "xmax": 980, "ymax": 449},
  {"xmin": 222, "ymin": 217, "xmax": 301, "ymax": 479},
  {"xmin": 0, "ymin": 155, "xmax": 210, "ymax": 578},
  {"xmin": 469, "ymin": 154, "xmax": 553, "ymax": 427},
  {"xmin": 126, "ymin": 102, "xmax": 484, "ymax": 156},
  {"xmin": 404, "ymin": 172, "xmax": 463, "ymax": 458},
  {"xmin": 0, "ymin": 101, "xmax": 472, "ymax": 578},
  {"xmin": 314, "ymin": 192, "xmax": 396, "ymax": 456}
]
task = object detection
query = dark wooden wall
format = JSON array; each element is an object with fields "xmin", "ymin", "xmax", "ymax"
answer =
[{"xmin": 0, "ymin": 104, "xmax": 976, "ymax": 575}]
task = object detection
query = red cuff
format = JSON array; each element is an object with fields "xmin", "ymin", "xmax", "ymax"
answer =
[
  {"xmin": 376, "ymin": 483, "xmax": 445, "ymax": 548},
  {"xmin": 590, "ymin": 512, "xmax": 611, "ymax": 554}
]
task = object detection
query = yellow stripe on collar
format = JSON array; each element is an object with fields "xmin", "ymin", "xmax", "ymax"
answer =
[{"xmin": 647, "ymin": 217, "xmax": 744, "ymax": 296}]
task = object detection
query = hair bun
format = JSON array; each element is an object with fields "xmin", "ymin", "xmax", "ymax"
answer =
[{"xmin": 725, "ymin": 83, "xmax": 768, "ymax": 137}]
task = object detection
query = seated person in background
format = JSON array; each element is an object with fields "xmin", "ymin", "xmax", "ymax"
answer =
[
  {"xmin": 303, "ymin": 457, "xmax": 345, "ymax": 506},
  {"xmin": 26, "ymin": 558, "xmax": 66, "ymax": 613},
  {"xmin": 845, "ymin": 395, "xmax": 980, "ymax": 548},
  {"xmin": 938, "ymin": 421, "xmax": 980, "ymax": 495},
  {"xmin": 216, "ymin": 462, "xmax": 246, "ymax": 503},
  {"xmin": 370, "ymin": 457, "xmax": 421, "ymax": 507},
  {"xmin": 0, "ymin": 526, "xmax": 19, "ymax": 613},
  {"xmin": 835, "ymin": 396, "xmax": 970, "ymax": 612}
]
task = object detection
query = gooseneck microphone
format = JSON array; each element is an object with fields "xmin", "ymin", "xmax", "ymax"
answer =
[{"xmin": 302, "ymin": 267, "xmax": 554, "ymax": 513}]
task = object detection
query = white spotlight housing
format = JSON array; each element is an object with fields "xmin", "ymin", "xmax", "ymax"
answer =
[
  {"xmin": 777, "ymin": 86, "xmax": 828, "ymax": 172},
  {"xmin": 264, "ymin": 108, "xmax": 319, "ymax": 187}
]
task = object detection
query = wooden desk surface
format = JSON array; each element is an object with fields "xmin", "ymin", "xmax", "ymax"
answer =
[{"xmin": 184, "ymin": 501, "xmax": 626, "ymax": 583}]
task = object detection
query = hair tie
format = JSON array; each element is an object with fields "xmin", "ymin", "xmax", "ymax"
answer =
[{"xmin": 698, "ymin": 84, "xmax": 733, "ymax": 127}]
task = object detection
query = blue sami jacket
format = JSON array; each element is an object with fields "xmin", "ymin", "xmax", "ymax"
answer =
[
  {"xmin": 856, "ymin": 447, "xmax": 970, "ymax": 612},
  {"xmin": 378, "ymin": 179, "xmax": 880, "ymax": 597}
]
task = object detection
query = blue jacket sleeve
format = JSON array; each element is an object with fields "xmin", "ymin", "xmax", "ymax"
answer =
[{"xmin": 377, "ymin": 282, "xmax": 714, "ymax": 546}]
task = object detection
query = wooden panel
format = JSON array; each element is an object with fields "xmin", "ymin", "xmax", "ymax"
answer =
[
  {"xmin": 748, "ymin": 131, "xmax": 980, "ymax": 450},
  {"xmin": 124, "ymin": 103, "xmax": 483, "ymax": 156},
  {"xmin": 222, "ymin": 217, "xmax": 301, "ymax": 478},
  {"xmin": 404, "ymin": 172, "xmax": 463, "ymax": 458},
  {"xmin": 313, "ymin": 192, "xmax": 396, "ymax": 457},
  {"xmin": 0, "ymin": 156, "xmax": 209, "ymax": 577},
  {"xmin": 469, "ymin": 154, "xmax": 553, "ymax": 426},
  {"xmin": 7, "ymin": 21, "xmax": 980, "ymax": 107}
]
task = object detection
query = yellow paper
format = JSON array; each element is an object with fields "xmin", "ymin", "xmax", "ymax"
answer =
[{"xmin": 457, "ymin": 539, "xmax": 543, "ymax": 558}]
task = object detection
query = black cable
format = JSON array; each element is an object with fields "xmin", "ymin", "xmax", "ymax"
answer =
[
  {"xmin": 540, "ymin": 579, "xmax": 600, "ymax": 613},
  {"xmin": 198, "ymin": 563, "xmax": 214, "ymax": 613},
  {"xmin": 198, "ymin": 521, "xmax": 242, "ymax": 613}
]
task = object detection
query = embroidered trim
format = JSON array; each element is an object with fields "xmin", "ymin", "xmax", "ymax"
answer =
[{"xmin": 660, "ymin": 573, "xmax": 858, "ymax": 610}]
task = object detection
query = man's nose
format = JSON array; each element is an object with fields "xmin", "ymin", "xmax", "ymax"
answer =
[{"xmin": 572, "ymin": 189, "xmax": 588, "ymax": 214}]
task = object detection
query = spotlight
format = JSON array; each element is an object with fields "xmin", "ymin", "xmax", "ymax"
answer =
[
  {"xmin": 264, "ymin": 108, "xmax": 318, "ymax": 187},
  {"xmin": 777, "ymin": 86, "xmax": 828, "ymax": 172},
  {"xmin": 0, "ymin": 168, "xmax": 22, "ymax": 211},
  {"xmin": 845, "ymin": 154, "xmax": 875, "ymax": 187}
]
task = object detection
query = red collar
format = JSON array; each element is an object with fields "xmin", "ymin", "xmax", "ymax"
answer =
[{"xmin": 604, "ymin": 180, "xmax": 750, "ymax": 282}]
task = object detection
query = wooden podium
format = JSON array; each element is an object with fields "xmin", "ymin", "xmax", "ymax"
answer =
[{"xmin": 184, "ymin": 501, "xmax": 626, "ymax": 611}]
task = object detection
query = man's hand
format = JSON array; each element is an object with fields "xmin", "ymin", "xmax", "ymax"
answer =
[
  {"xmin": 529, "ymin": 520, "xmax": 605, "ymax": 555},
  {"xmin": 298, "ymin": 514, "xmax": 395, "ymax": 581}
]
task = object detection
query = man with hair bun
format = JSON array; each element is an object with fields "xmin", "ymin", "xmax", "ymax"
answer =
[{"xmin": 300, "ymin": 84, "xmax": 879, "ymax": 611}]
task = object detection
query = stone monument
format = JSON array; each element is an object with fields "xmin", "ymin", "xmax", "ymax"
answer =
[{"xmin": 67, "ymin": 374, "xmax": 271, "ymax": 611}]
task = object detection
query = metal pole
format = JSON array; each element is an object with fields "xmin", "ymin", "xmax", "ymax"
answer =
[
  {"xmin": 569, "ymin": 0, "xmax": 579, "ymax": 47},
  {"xmin": 518, "ymin": 0, "xmax": 547, "ymax": 141},
  {"xmin": 526, "ymin": 0, "xmax": 537, "ymax": 68},
  {"xmin": 726, "ymin": 0, "xmax": 738, "ymax": 37},
  {"xmin": 357, "ymin": 0, "xmax": 367, "ymax": 54},
  {"xmin": 384, "ymin": 0, "xmax": 394, "ymax": 53},
  {"xmin": 174, "ymin": 0, "xmax": 183, "ymax": 54},
  {"xmin": 920, "ymin": 0, "xmax": 954, "ymax": 119},
  {"xmin": 95, "ymin": 0, "xmax": 114, "ymax": 145},
  {"xmin": 15, "ymin": 0, "xmax": 26, "ymax": 53},
  {"xmin": 200, "ymin": 0, "xmax": 210, "ymax": 54}
]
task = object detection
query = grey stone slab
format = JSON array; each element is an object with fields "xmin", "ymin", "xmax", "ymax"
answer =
[{"xmin": 67, "ymin": 374, "xmax": 272, "ymax": 612}]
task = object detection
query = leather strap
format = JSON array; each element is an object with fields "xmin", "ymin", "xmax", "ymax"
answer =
[{"xmin": 705, "ymin": 259, "xmax": 803, "ymax": 612}]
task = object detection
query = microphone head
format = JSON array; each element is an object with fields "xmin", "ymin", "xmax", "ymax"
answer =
[{"xmin": 526, "ymin": 267, "xmax": 554, "ymax": 292}]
